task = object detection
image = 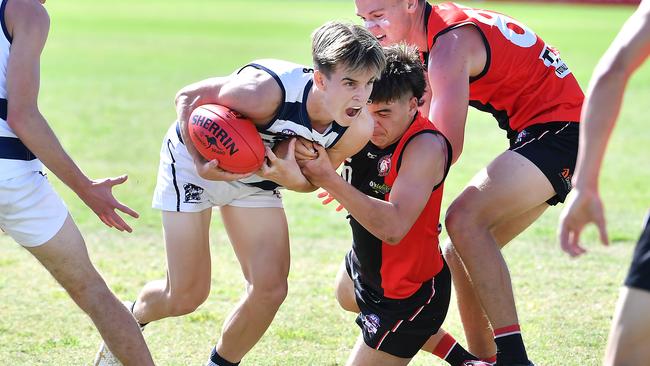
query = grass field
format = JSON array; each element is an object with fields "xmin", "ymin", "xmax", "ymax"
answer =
[{"xmin": 1, "ymin": 0, "xmax": 648, "ymax": 365}]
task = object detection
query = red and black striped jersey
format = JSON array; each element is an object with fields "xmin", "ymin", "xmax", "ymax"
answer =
[{"xmin": 343, "ymin": 113, "xmax": 451, "ymax": 299}]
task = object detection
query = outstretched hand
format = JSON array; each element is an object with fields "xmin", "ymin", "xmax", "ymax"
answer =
[
  {"xmin": 558, "ymin": 188, "xmax": 609, "ymax": 257},
  {"xmin": 77, "ymin": 175, "xmax": 139, "ymax": 233}
]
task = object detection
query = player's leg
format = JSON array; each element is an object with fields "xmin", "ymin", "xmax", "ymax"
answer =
[
  {"xmin": 212, "ymin": 205, "xmax": 290, "ymax": 363},
  {"xmin": 443, "ymin": 204, "xmax": 548, "ymax": 359},
  {"xmin": 445, "ymin": 150, "xmax": 556, "ymax": 364},
  {"xmin": 335, "ymin": 257, "xmax": 360, "ymax": 312},
  {"xmin": 604, "ymin": 287, "xmax": 650, "ymax": 365},
  {"xmin": 605, "ymin": 216, "xmax": 650, "ymax": 365},
  {"xmin": 346, "ymin": 336, "xmax": 412, "ymax": 366},
  {"xmin": 132, "ymin": 209, "xmax": 213, "ymax": 323},
  {"xmin": 28, "ymin": 215, "xmax": 154, "ymax": 366}
]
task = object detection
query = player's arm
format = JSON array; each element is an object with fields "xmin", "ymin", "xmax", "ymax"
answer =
[
  {"xmin": 302, "ymin": 133, "xmax": 448, "ymax": 244},
  {"xmin": 287, "ymin": 110, "xmax": 373, "ymax": 193},
  {"xmin": 175, "ymin": 67, "xmax": 281, "ymax": 181},
  {"xmin": 427, "ymin": 26, "xmax": 481, "ymax": 164},
  {"xmin": 559, "ymin": 1, "xmax": 650, "ymax": 256},
  {"xmin": 573, "ymin": 1, "xmax": 650, "ymax": 190},
  {"xmin": 6, "ymin": 0, "xmax": 138, "ymax": 232}
]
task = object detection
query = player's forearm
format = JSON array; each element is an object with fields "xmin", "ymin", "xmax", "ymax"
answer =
[
  {"xmin": 321, "ymin": 177, "xmax": 408, "ymax": 244},
  {"xmin": 9, "ymin": 111, "xmax": 91, "ymax": 193},
  {"xmin": 573, "ymin": 68, "xmax": 628, "ymax": 191}
]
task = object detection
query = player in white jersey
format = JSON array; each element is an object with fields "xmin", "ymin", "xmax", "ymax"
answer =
[
  {"xmin": 93, "ymin": 21, "xmax": 385, "ymax": 366},
  {"xmin": 0, "ymin": 0, "xmax": 154, "ymax": 365}
]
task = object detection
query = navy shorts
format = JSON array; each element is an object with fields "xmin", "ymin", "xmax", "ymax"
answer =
[
  {"xmin": 509, "ymin": 122, "xmax": 579, "ymax": 206},
  {"xmin": 624, "ymin": 213, "xmax": 650, "ymax": 292},
  {"xmin": 346, "ymin": 253, "xmax": 451, "ymax": 358}
]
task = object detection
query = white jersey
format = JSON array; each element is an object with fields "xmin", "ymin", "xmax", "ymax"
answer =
[
  {"xmin": 0, "ymin": 0, "xmax": 43, "ymax": 180},
  {"xmin": 236, "ymin": 59, "xmax": 348, "ymax": 189}
]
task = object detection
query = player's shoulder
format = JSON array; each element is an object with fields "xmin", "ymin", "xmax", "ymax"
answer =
[{"xmin": 6, "ymin": 0, "xmax": 49, "ymax": 26}]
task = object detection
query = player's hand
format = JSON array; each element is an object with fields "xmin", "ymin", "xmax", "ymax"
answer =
[
  {"xmin": 558, "ymin": 188, "xmax": 609, "ymax": 257},
  {"xmin": 259, "ymin": 138, "xmax": 310, "ymax": 190},
  {"xmin": 300, "ymin": 144, "xmax": 337, "ymax": 187},
  {"xmin": 195, "ymin": 159, "xmax": 253, "ymax": 182},
  {"xmin": 294, "ymin": 137, "xmax": 318, "ymax": 162},
  {"xmin": 77, "ymin": 175, "xmax": 139, "ymax": 233},
  {"xmin": 317, "ymin": 190, "xmax": 344, "ymax": 211}
]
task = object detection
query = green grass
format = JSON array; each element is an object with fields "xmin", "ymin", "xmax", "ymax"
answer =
[{"xmin": 0, "ymin": 0, "xmax": 647, "ymax": 364}]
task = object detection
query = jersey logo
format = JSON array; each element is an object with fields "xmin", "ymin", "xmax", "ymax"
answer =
[
  {"xmin": 183, "ymin": 183, "xmax": 204, "ymax": 203},
  {"xmin": 362, "ymin": 314, "xmax": 381, "ymax": 335},
  {"xmin": 377, "ymin": 154, "xmax": 391, "ymax": 177}
]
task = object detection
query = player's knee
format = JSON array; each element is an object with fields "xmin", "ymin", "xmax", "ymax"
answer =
[
  {"xmin": 166, "ymin": 292, "xmax": 209, "ymax": 316},
  {"xmin": 445, "ymin": 197, "xmax": 483, "ymax": 243},
  {"xmin": 65, "ymin": 275, "xmax": 111, "ymax": 310},
  {"xmin": 166, "ymin": 284, "xmax": 211, "ymax": 316},
  {"xmin": 247, "ymin": 279, "xmax": 288, "ymax": 309}
]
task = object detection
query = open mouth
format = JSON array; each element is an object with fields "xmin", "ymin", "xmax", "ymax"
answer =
[
  {"xmin": 346, "ymin": 107, "xmax": 362, "ymax": 118},
  {"xmin": 376, "ymin": 35, "xmax": 386, "ymax": 42}
]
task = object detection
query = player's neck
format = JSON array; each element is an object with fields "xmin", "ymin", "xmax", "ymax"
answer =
[
  {"xmin": 408, "ymin": 2, "xmax": 429, "ymax": 51},
  {"xmin": 306, "ymin": 85, "xmax": 334, "ymax": 133}
]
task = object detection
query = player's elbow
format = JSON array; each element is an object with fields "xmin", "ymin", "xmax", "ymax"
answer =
[
  {"xmin": 6, "ymin": 107, "xmax": 39, "ymax": 135},
  {"xmin": 380, "ymin": 225, "xmax": 409, "ymax": 245}
]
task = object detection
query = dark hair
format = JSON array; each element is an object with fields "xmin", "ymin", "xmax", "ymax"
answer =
[
  {"xmin": 311, "ymin": 21, "xmax": 386, "ymax": 79},
  {"xmin": 369, "ymin": 44, "xmax": 426, "ymax": 104}
]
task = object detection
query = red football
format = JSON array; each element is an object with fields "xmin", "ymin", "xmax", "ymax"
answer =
[{"xmin": 188, "ymin": 104, "xmax": 265, "ymax": 174}]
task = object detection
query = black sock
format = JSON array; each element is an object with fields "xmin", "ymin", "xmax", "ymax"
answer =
[
  {"xmin": 208, "ymin": 347, "xmax": 240, "ymax": 366},
  {"xmin": 494, "ymin": 325, "xmax": 529, "ymax": 365},
  {"xmin": 445, "ymin": 343, "xmax": 480, "ymax": 366}
]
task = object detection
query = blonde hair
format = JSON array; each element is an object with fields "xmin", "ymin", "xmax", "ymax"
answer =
[{"xmin": 311, "ymin": 21, "xmax": 386, "ymax": 78}]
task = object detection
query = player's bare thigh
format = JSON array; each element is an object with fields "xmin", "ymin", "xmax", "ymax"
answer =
[
  {"xmin": 335, "ymin": 259, "xmax": 358, "ymax": 312},
  {"xmin": 219, "ymin": 205, "xmax": 290, "ymax": 287},
  {"xmin": 447, "ymin": 150, "xmax": 555, "ymax": 230},
  {"xmin": 604, "ymin": 287, "xmax": 650, "ymax": 366},
  {"xmin": 27, "ymin": 214, "xmax": 102, "ymax": 289},
  {"xmin": 346, "ymin": 336, "xmax": 411, "ymax": 366},
  {"xmin": 162, "ymin": 209, "xmax": 213, "ymax": 301}
]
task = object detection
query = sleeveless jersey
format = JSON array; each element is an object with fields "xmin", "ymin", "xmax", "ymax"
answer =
[
  {"xmin": 424, "ymin": 2, "xmax": 584, "ymax": 140},
  {"xmin": 236, "ymin": 59, "xmax": 348, "ymax": 190},
  {"xmin": 0, "ymin": 0, "xmax": 43, "ymax": 180},
  {"xmin": 344, "ymin": 113, "xmax": 451, "ymax": 299}
]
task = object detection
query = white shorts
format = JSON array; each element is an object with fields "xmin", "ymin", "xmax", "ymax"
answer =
[
  {"xmin": 152, "ymin": 123, "xmax": 283, "ymax": 212},
  {"xmin": 0, "ymin": 171, "xmax": 68, "ymax": 247}
]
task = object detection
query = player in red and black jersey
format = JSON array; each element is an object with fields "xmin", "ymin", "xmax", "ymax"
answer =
[
  {"xmin": 354, "ymin": 1, "xmax": 586, "ymax": 365},
  {"xmin": 301, "ymin": 45, "xmax": 491, "ymax": 366}
]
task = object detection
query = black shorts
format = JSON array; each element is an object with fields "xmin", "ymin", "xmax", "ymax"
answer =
[
  {"xmin": 624, "ymin": 213, "xmax": 650, "ymax": 292},
  {"xmin": 345, "ymin": 254, "xmax": 452, "ymax": 358},
  {"xmin": 509, "ymin": 122, "xmax": 579, "ymax": 206}
]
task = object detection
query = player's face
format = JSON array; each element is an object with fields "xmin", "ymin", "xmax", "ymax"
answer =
[
  {"xmin": 355, "ymin": 0, "xmax": 412, "ymax": 46},
  {"xmin": 319, "ymin": 66, "xmax": 377, "ymax": 127},
  {"xmin": 368, "ymin": 96, "xmax": 418, "ymax": 148}
]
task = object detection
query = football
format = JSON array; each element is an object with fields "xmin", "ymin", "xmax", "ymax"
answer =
[{"xmin": 188, "ymin": 104, "xmax": 265, "ymax": 174}]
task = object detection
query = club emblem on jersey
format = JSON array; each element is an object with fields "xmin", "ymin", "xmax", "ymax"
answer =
[
  {"xmin": 377, "ymin": 154, "xmax": 392, "ymax": 177},
  {"xmin": 362, "ymin": 314, "xmax": 381, "ymax": 335},
  {"xmin": 515, "ymin": 130, "xmax": 528, "ymax": 144},
  {"xmin": 183, "ymin": 183, "xmax": 204, "ymax": 203}
]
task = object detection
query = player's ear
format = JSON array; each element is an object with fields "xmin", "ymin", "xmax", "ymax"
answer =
[
  {"xmin": 406, "ymin": 0, "xmax": 418, "ymax": 14},
  {"xmin": 314, "ymin": 69, "xmax": 327, "ymax": 91},
  {"xmin": 408, "ymin": 96, "xmax": 418, "ymax": 116}
]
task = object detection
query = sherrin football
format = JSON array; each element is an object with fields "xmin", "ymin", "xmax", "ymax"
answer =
[{"xmin": 188, "ymin": 104, "xmax": 265, "ymax": 174}]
